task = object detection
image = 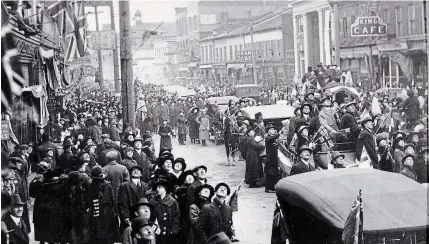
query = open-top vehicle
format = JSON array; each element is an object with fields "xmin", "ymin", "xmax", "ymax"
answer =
[{"xmin": 272, "ymin": 169, "xmax": 428, "ymax": 244}]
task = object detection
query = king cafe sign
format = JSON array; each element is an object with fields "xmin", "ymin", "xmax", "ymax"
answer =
[{"xmin": 351, "ymin": 16, "xmax": 387, "ymax": 37}]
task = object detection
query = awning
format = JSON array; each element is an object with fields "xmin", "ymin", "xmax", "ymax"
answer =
[
  {"xmin": 200, "ymin": 64, "xmax": 212, "ymax": 69},
  {"xmin": 188, "ymin": 62, "xmax": 199, "ymax": 68},
  {"xmin": 227, "ymin": 63, "xmax": 245, "ymax": 69}
]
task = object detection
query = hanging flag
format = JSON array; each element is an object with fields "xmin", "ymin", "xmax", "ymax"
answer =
[
  {"xmin": 228, "ymin": 180, "xmax": 244, "ymax": 212},
  {"xmin": 342, "ymin": 191, "xmax": 364, "ymax": 244},
  {"xmin": 1, "ymin": 24, "xmax": 27, "ymax": 112}
]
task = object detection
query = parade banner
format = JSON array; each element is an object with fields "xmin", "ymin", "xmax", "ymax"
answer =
[{"xmin": 351, "ymin": 16, "xmax": 387, "ymax": 37}]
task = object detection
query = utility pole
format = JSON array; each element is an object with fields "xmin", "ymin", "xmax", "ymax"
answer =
[
  {"xmin": 119, "ymin": 0, "xmax": 135, "ymax": 129},
  {"xmin": 109, "ymin": 1, "xmax": 121, "ymax": 96},
  {"xmin": 332, "ymin": 3, "xmax": 341, "ymax": 65},
  {"xmin": 250, "ymin": 24, "xmax": 258, "ymax": 85},
  {"xmin": 94, "ymin": 6, "xmax": 104, "ymax": 90}
]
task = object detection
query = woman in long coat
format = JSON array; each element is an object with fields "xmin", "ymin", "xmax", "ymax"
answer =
[
  {"xmin": 245, "ymin": 129, "xmax": 265, "ymax": 187},
  {"xmin": 159, "ymin": 120, "xmax": 174, "ymax": 152},
  {"xmin": 187, "ymin": 184, "xmax": 214, "ymax": 244},
  {"xmin": 177, "ymin": 111, "xmax": 188, "ymax": 145},
  {"xmin": 197, "ymin": 108, "xmax": 210, "ymax": 146},
  {"xmin": 87, "ymin": 166, "xmax": 119, "ymax": 244},
  {"xmin": 188, "ymin": 108, "xmax": 200, "ymax": 144}
]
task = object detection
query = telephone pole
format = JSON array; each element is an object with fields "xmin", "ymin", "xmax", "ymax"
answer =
[
  {"xmin": 94, "ymin": 6, "xmax": 104, "ymax": 90},
  {"xmin": 250, "ymin": 24, "xmax": 258, "ymax": 85},
  {"xmin": 119, "ymin": 0, "xmax": 135, "ymax": 128},
  {"xmin": 109, "ymin": 1, "xmax": 121, "ymax": 95}
]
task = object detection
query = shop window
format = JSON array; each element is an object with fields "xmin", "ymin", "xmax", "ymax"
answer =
[{"xmin": 383, "ymin": 9, "xmax": 391, "ymax": 24}]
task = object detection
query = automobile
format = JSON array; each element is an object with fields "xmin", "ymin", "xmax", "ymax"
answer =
[
  {"xmin": 272, "ymin": 169, "xmax": 428, "ymax": 244},
  {"xmin": 205, "ymin": 96, "xmax": 239, "ymax": 145},
  {"xmin": 206, "ymin": 96, "xmax": 240, "ymax": 114},
  {"xmin": 231, "ymin": 84, "xmax": 260, "ymax": 102}
]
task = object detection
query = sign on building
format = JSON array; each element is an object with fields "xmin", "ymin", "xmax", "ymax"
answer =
[
  {"xmin": 1, "ymin": 121, "xmax": 10, "ymax": 140},
  {"xmin": 88, "ymin": 31, "xmax": 116, "ymax": 50},
  {"xmin": 284, "ymin": 49, "xmax": 295, "ymax": 84},
  {"xmin": 351, "ymin": 16, "xmax": 387, "ymax": 37},
  {"xmin": 235, "ymin": 50, "xmax": 259, "ymax": 62}
]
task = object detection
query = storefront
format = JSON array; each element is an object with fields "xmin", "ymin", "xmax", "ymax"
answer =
[{"xmin": 212, "ymin": 64, "xmax": 227, "ymax": 83}]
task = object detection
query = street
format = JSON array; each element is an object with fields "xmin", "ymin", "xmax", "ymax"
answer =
[{"xmin": 28, "ymin": 134, "xmax": 276, "ymax": 244}]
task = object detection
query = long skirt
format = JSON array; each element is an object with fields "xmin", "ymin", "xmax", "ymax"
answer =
[{"xmin": 245, "ymin": 156, "xmax": 264, "ymax": 184}]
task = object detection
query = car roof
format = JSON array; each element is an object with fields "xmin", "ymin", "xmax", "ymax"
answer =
[
  {"xmin": 276, "ymin": 169, "xmax": 428, "ymax": 233},
  {"xmin": 241, "ymin": 105, "xmax": 295, "ymax": 120},
  {"xmin": 206, "ymin": 96, "xmax": 239, "ymax": 105}
]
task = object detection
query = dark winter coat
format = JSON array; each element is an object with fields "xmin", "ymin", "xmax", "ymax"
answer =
[
  {"xmin": 187, "ymin": 197, "xmax": 211, "ymax": 244},
  {"xmin": 402, "ymin": 95, "xmax": 421, "ymax": 123},
  {"xmin": 195, "ymin": 197, "xmax": 233, "ymax": 243},
  {"xmin": 150, "ymin": 194, "xmax": 180, "ymax": 244},
  {"xmin": 290, "ymin": 160, "xmax": 315, "ymax": 176},
  {"xmin": 2, "ymin": 213, "xmax": 29, "ymax": 244},
  {"xmin": 356, "ymin": 128, "xmax": 378, "ymax": 168},
  {"xmin": 340, "ymin": 112, "xmax": 360, "ymax": 141},
  {"xmin": 401, "ymin": 166, "xmax": 417, "ymax": 181},
  {"xmin": 245, "ymin": 139, "xmax": 265, "ymax": 184},
  {"xmin": 178, "ymin": 115, "xmax": 188, "ymax": 135},
  {"xmin": 186, "ymin": 179, "xmax": 206, "ymax": 211},
  {"xmin": 103, "ymin": 162, "xmax": 130, "ymax": 208},
  {"xmin": 265, "ymin": 133, "xmax": 280, "ymax": 176},
  {"xmin": 132, "ymin": 150, "xmax": 151, "ymax": 183},
  {"xmin": 159, "ymin": 125, "xmax": 173, "ymax": 151},
  {"xmin": 188, "ymin": 113, "xmax": 200, "ymax": 140},
  {"xmin": 87, "ymin": 179, "xmax": 119, "ymax": 244},
  {"xmin": 59, "ymin": 151, "xmax": 75, "ymax": 172},
  {"xmin": 414, "ymin": 159, "xmax": 428, "ymax": 183},
  {"xmin": 118, "ymin": 180, "xmax": 148, "ymax": 224},
  {"xmin": 176, "ymin": 183, "xmax": 192, "ymax": 244},
  {"xmin": 29, "ymin": 178, "xmax": 70, "ymax": 243}
]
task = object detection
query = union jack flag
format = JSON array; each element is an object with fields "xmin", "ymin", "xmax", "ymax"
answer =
[
  {"xmin": 312, "ymin": 124, "xmax": 334, "ymax": 149},
  {"xmin": 1, "ymin": 14, "xmax": 27, "ymax": 111}
]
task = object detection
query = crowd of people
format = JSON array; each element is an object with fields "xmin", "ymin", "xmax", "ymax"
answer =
[{"xmin": 1, "ymin": 61, "xmax": 428, "ymax": 244}]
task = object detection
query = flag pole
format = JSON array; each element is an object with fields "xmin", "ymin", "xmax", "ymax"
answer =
[{"xmin": 358, "ymin": 189, "xmax": 364, "ymax": 244}]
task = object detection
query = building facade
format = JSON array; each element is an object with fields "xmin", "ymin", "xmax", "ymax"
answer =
[
  {"xmin": 199, "ymin": 9, "xmax": 294, "ymax": 86},
  {"xmin": 290, "ymin": 0, "xmax": 427, "ymax": 90}
]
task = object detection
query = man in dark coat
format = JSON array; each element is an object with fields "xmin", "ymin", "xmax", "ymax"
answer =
[
  {"xmin": 340, "ymin": 102, "xmax": 360, "ymax": 142},
  {"xmin": 195, "ymin": 183, "xmax": 233, "ymax": 243},
  {"xmin": 294, "ymin": 103, "xmax": 316, "ymax": 135},
  {"xmin": 265, "ymin": 124, "xmax": 280, "ymax": 193},
  {"xmin": 186, "ymin": 165, "xmax": 207, "ymax": 211},
  {"xmin": 356, "ymin": 118, "xmax": 379, "ymax": 169},
  {"xmin": 169, "ymin": 101, "xmax": 180, "ymax": 132},
  {"xmin": 402, "ymin": 89, "xmax": 421, "ymax": 129},
  {"xmin": 3, "ymin": 194, "xmax": 29, "ymax": 244},
  {"xmin": 34, "ymin": 133, "xmax": 59, "ymax": 167},
  {"xmin": 103, "ymin": 150, "xmax": 130, "ymax": 210},
  {"xmin": 98, "ymin": 140, "xmax": 121, "ymax": 167},
  {"xmin": 149, "ymin": 178, "xmax": 180, "ymax": 244},
  {"xmin": 59, "ymin": 140, "xmax": 75, "ymax": 172},
  {"xmin": 132, "ymin": 137, "xmax": 152, "ymax": 183},
  {"xmin": 290, "ymin": 145, "xmax": 315, "ymax": 176},
  {"xmin": 118, "ymin": 165, "xmax": 149, "ymax": 233}
]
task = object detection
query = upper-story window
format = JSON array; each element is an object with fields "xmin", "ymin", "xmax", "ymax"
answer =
[
  {"xmin": 408, "ymin": 3, "xmax": 416, "ymax": 35},
  {"xmin": 395, "ymin": 7, "xmax": 403, "ymax": 36}
]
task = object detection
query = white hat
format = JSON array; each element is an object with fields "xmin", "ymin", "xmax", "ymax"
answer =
[{"xmin": 254, "ymin": 136, "xmax": 264, "ymax": 143}]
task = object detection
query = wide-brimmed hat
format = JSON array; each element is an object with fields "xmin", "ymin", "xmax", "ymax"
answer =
[
  {"xmin": 298, "ymin": 145, "xmax": 313, "ymax": 155},
  {"xmin": 84, "ymin": 143, "xmax": 97, "ymax": 151},
  {"xmin": 296, "ymin": 125, "xmax": 310, "ymax": 134},
  {"xmin": 131, "ymin": 197, "xmax": 153, "ymax": 213},
  {"xmin": 63, "ymin": 140, "xmax": 74, "ymax": 147},
  {"xmin": 45, "ymin": 147, "xmax": 55, "ymax": 153},
  {"xmin": 330, "ymin": 151, "xmax": 345, "ymax": 164},
  {"xmin": 152, "ymin": 178, "xmax": 171, "ymax": 192},
  {"xmin": 91, "ymin": 165, "xmax": 104, "ymax": 179},
  {"xmin": 304, "ymin": 92, "xmax": 315, "ymax": 100},
  {"xmin": 215, "ymin": 182, "xmax": 231, "ymax": 196},
  {"xmin": 344, "ymin": 102, "xmax": 356, "ymax": 109},
  {"xmin": 173, "ymin": 158, "xmax": 186, "ymax": 171},
  {"xmin": 402, "ymin": 154, "xmax": 414, "ymax": 164},
  {"xmin": 177, "ymin": 170, "xmax": 195, "ymax": 185},
  {"xmin": 129, "ymin": 165, "xmax": 144, "ymax": 174},
  {"xmin": 195, "ymin": 184, "xmax": 215, "ymax": 199},
  {"xmin": 10, "ymin": 194, "xmax": 25, "ymax": 206}
]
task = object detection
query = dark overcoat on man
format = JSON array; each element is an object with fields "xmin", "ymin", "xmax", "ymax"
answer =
[
  {"xmin": 150, "ymin": 194, "xmax": 180, "ymax": 244},
  {"xmin": 98, "ymin": 148, "xmax": 121, "ymax": 167},
  {"xmin": 195, "ymin": 198, "xmax": 233, "ymax": 243},
  {"xmin": 340, "ymin": 112, "xmax": 360, "ymax": 141},
  {"xmin": 290, "ymin": 160, "xmax": 315, "ymax": 176},
  {"xmin": 265, "ymin": 133, "xmax": 281, "ymax": 190},
  {"xmin": 34, "ymin": 138, "xmax": 59, "ymax": 167},
  {"xmin": 132, "ymin": 150, "xmax": 151, "ymax": 183},
  {"xmin": 186, "ymin": 179, "xmax": 206, "ymax": 211},
  {"xmin": 2, "ymin": 213, "xmax": 29, "ymax": 244},
  {"xmin": 356, "ymin": 128, "xmax": 378, "ymax": 168},
  {"xmin": 59, "ymin": 150, "xmax": 75, "ymax": 172},
  {"xmin": 118, "ymin": 180, "xmax": 148, "ymax": 230},
  {"xmin": 87, "ymin": 179, "xmax": 119, "ymax": 244},
  {"xmin": 244, "ymin": 139, "xmax": 264, "ymax": 184},
  {"xmin": 103, "ymin": 161, "xmax": 130, "ymax": 208},
  {"xmin": 170, "ymin": 105, "xmax": 180, "ymax": 126},
  {"xmin": 29, "ymin": 179, "xmax": 70, "ymax": 243}
]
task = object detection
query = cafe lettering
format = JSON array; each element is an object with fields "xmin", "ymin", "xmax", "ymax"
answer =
[{"xmin": 351, "ymin": 16, "xmax": 387, "ymax": 37}]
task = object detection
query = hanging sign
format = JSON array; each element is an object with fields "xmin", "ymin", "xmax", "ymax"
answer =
[
  {"xmin": 351, "ymin": 16, "xmax": 387, "ymax": 37},
  {"xmin": 1, "ymin": 121, "xmax": 10, "ymax": 140},
  {"xmin": 88, "ymin": 31, "xmax": 116, "ymax": 50}
]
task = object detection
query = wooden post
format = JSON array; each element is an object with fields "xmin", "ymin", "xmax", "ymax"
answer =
[
  {"xmin": 94, "ymin": 6, "xmax": 104, "ymax": 90},
  {"xmin": 119, "ymin": 0, "xmax": 135, "ymax": 129},
  {"xmin": 109, "ymin": 1, "xmax": 121, "ymax": 96}
]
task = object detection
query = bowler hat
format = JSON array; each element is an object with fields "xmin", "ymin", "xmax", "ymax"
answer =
[
  {"xmin": 131, "ymin": 217, "xmax": 154, "ymax": 236},
  {"xmin": 215, "ymin": 182, "xmax": 231, "ymax": 195},
  {"xmin": 10, "ymin": 194, "xmax": 25, "ymax": 205},
  {"xmin": 300, "ymin": 102, "xmax": 312, "ymax": 111},
  {"xmin": 134, "ymin": 136, "xmax": 144, "ymax": 142},
  {"xmin": 195, "ymin": 184, "xmax": 215, "ymax": 199},
  {"xmin": 173, "ymin": 158, "xmax": 187, "ymax": 171},
  {"xmin": 298, "ymin": 145, "xmax": 313, "ymax": 155},
  {"xmin": 131, "ymin": 197, "xmax": 153, "ymax": 213},
  {"xmin": 401, "ymin": 154, "xmax": 414, "ymax": 164},
  {"xmin": 129, "ymin": 165, "xmax": 144, "ymax": 174},
  {"xmin": 330, "ymin": 151, "xmax": 345, "ymax": 164},
  {"xmin": 91, "ymin": 165, "xmax": 104, "ymax": 179},
  {"xmin": 193, "ymin": 165, "xmax": 208, "ymax": 173}
]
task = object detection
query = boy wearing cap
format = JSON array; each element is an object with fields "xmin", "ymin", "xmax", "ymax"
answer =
[
  {"xmin": 400, "ymin": 154, "xmax": 417, "ymax": 181},
  {"xmin": 195, "ymin": 183, "xmax": 233, "ymax": 243},
  {"xmin": 2, "ymin": 194, "xmax": 29, "ymax": 244}
]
